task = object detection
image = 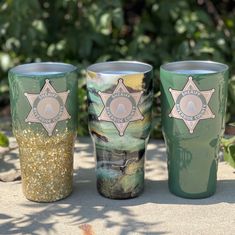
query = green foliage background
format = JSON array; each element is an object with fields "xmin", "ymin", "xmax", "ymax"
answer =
[{"xmin": 0, "ymin": 0, "xmax": 235, "ymax": 136}]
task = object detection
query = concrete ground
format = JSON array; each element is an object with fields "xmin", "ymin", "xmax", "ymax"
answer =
[{"xmin": 0, "ymin": 137, "xmax": 235, "ymax": 235}]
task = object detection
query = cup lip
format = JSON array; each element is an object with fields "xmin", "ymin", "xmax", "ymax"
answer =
[
  {"xmin": 160, "ymin": 60, "xmax": 229, "ymax": 75},
  {"xmin": 87, "ymin": 60, "xmax": 153, "ymax": 75},
  {"xmin": 9, "ymin": 62, "xmax": 77, "ymax": 76}
]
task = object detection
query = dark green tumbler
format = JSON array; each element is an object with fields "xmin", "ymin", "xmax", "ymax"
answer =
[{"xmin": 160, "ymin": 61, "xmax": 229, "ymax": 198}]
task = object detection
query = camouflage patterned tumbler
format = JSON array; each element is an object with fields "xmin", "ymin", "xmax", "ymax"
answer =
[{"xmin": 86, "ymin": 61, "xmax": 153, "ymax": 199}]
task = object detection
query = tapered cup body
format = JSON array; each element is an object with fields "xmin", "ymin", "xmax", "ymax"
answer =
[
  {"xmin": 160, "ymin": 61, "xmax": 229, "ymax": 198},
  {"xmin": 8, "ymin": 62, "xmax": 78, "ymax": 202},
  {"xmin": 87, "ymin": 61, "xmax": 153, "ymax": 199}
]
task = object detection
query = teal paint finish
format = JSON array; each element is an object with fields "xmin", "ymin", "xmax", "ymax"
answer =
[{"xmin": 160, "ymin": 61, "xmax": 229, "ymax": 198}]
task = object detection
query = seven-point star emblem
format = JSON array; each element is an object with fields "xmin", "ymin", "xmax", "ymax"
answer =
[
  {"xmin": 169, "ymin": 76, "xmax": 215, "ymax": 133},
  {"xmin": 24, "ymin": 79, "xmax": 71, "ymax": 136},
  {"xmin": 98, "ymin": 78, "xmax": 144, "ymax": 136}
]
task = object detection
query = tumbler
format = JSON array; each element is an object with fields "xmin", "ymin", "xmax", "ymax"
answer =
[
  {"xmin": 8, "ymin": 62, "xmax": 78, "ymax": 202},
  {"xmin": 160, "ymin": 60, "xmax": 229, "ymax": 198},
  {"xmin": 86, "ymin": 61, "xmax": 153, "ymax": 199}
]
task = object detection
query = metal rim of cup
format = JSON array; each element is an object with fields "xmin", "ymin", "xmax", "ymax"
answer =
[
  {"xmin": 9, "ymin": 62, "xmax": 77, "ymax": 76},
  {"xmin": 87, "ymin": 60, "xmax": 153, "ymax": 74},
  {"xmin": 160, "ymin": 60, "xmax": 229, "ymax": 74}
]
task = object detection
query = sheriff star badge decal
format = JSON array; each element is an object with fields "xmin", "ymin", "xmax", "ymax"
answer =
[
  {"xmin": 98, "ymin": 78, "xmax": 144, "ymax": 136},
  {"xmin": 169, "ymin": 76, "xmax": 215, "ymax": 133},
  {"xmin": 24, "ymin": 79, "xmax": 71, "ymax": 136}
]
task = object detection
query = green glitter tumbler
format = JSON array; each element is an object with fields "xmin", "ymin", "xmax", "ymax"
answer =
[
  {"xmin": 8, "ymin": 62, "xmax": 78, "ymax": 202},
  {"xmin": 160, "ymin": 61, "xmax": 229, "ymax": 198},
  {"xmin": 87, "ymin": 61, "xmax": 153, "ymax": 199}
]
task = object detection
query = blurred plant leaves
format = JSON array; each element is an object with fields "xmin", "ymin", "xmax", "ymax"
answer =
[
  {"xmin": 0, "ymin": 132, "xmax": 9, "ymax": 147},
  {"xmin": 0, "ymin": 0, "xmax": 235, "ymax": 139},
  {"xmin": 221, "ymin": 136, "xmax": 235, "ymax": 168},
  {"xmin": 224, "ymin": 145, "xmax": 235, "ymax": 168}
]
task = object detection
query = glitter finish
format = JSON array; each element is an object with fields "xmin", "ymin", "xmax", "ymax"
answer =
[
  {"xmin": 8, "ymin": 62, "xmax": 78, "ymax": 202},
  {"xmin": 15, "ymin": 130, "xmax": 75, "ymax": 202}
]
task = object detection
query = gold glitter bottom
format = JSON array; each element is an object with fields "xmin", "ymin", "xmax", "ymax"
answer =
[{"xmin": 14, "ymin": 129, "xmax": 76, "ymax": 202}]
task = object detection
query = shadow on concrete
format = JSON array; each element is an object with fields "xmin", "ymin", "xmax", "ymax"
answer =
[
  {"xmin": 0, "ymin": 137, "xmax": 234, "ymax": 234},
  {"xmin": 144, "ymin": 179, "xmax": 235, "ymax": 205},
  {"xmin": 0, "ymin": 138, "xmax": 167, "ymax": 234},
  {"xmin": 0, "ymin": 152, "xmax": 19, "ymax": 173},
  {"xmin": 0, "ymin": 167, "xmax": 167, "ymax": 235},
  {"xmin": 0, "ymin": 133, "xmax": 19, "ymax": 175}
]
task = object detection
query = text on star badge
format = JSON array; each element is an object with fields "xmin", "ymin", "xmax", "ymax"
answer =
[
  {"xmin": 98, "ymin": 78, "xmax": 144, "ymax": 136},
  {"xmin": 169, "ymin": 76, "xmax": 215, "ymax": 133},
  {"xmin": 24, "ymin": 79, "xmax": 71, "ymax": 136}
]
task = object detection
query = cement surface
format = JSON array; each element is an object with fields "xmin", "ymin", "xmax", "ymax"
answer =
[{"xmin": 0, "ymin": 137, "xmax": 235, "ymax": 235}]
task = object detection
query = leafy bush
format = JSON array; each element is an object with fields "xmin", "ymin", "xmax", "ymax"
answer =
[
  {"xmin": 1, "ymin": 0, "xmax": 235, "ymax": 137},
  {"xmin": 0, "ymin": 132, "xmax": 9, "ymax": 147}
]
